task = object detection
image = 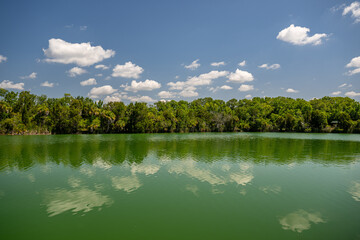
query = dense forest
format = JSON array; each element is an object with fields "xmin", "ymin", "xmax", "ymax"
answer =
[{"xmin": 0, "ymin": 88, "xmax": 360, "ymax": 134}]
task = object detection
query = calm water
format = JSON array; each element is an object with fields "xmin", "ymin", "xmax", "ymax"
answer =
[{"xmin": 0, "ymin": 133, "xmax": 360, "ymax": 239}]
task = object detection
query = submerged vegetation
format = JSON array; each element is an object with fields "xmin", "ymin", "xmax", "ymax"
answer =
[{"xmin": 0, "ymin": 88, "xmax": 359, "ymax": 134}]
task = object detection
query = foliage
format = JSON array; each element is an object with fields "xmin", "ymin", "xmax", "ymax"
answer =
[{"xmin": 0, "ymin": 89, "xmax": 359, "ymax": 134}]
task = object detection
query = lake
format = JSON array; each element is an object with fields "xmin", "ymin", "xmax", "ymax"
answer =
[{"xmin": 0, "ymin": 133, "xmax": 359, "ymax": 239}]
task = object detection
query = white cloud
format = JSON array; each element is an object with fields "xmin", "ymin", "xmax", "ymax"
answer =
[
  {"xmin": 277, "ymin": 24, "xmax": 328, "ymax": 46},
  {"xmin": 346, "ymin": 56, "xmax": 360, "ymax": 75},
  {"xmin": 158, "ymin": 91, "xmax": 175, "ymax": 98},
  {"xmin": 286, "ymin": 88, "xmax": 299, "ymax": 93},
  {"xmin": 123, "ymin": 79, "xmax": 161, "ymax": 92},
  {"xmin": 95, "ymin": 64, "xmax": 109, "ymax": 70},
  {"xmin": 112, "ymin": 61, "xmax": 143, "ymax": 79},
  {"xmin": 331, "ymin": 91, "xmax": 341, "ymax": 95},
  {"xmin": 245, "ymin": 94, "xmax": 252, "ymax": 98},
  {"xmin": 343, "ymin": 1, "xmax": 360, "ymax": 23},
  {"xmin": 168, "ymin": 81, "xmax": 187, "ymax": 90},
  {"xmin": 20, "ymin": 72, "xmax": 37, "ymax": 79},
  {"xmin": 238, "ymin": 84, "xmax": 254, "ymax": 92},
  {"xmin": 43, "ymin": 38, "xmax": 115, "ymax": 66},
  {"xmin": 187, "ymin": 70, "xmax": 229, "ymax": 86},
  {"xmin": 128, "ymin": 95, "xmax": 156, "ymax": 102},
  {"xmin": 227, "ymin": 69, "xmax": 254, "ymax": 83},
  {"xmin": 185, "ymin": 59, "xmax": 200, "ymax": 70},
  {"xmin": 96, "ymin": 73, "xmax": 103, "ymax": 77},
  {"xmin": 104, "ymin": 93, "xmax": 123, "ymax": 103},
  {"xmin": 68, "ymin": 67, "xmax": 87, "ymax": 77},
  {"xmin": 80, "ymin": 78, "xmax": 97, "ymax": 86},
  {"xmin": 89, "ymin": 85, "xmax": 117, "ymax": 98},
  {"xmin": 345, "ymin": 91, "xmax": 360, "ymax": 97},
  {"xmin": 210, "ymin": 61, "xmax": 225, "ymax": 67},
  {"xmin": 0, "ymin": 80, "xmax": 24, "ymax": 90},
  {"xmin": 80, "ymin": 26, "xmax": 87, "ymax": 31},
  {"xmin": 0, "ymin": 55, "xmax": 7, "ymax": 63},
  {"xmin": 179, "ymin": 86, "xmax": 198, "ymax": 97},
  {"xmin": 339, "ymin": 83, "xmax": 352, "ymax": 88},
  {"xmin": 220, "ymin": 85, "xmax": 232, "ymax": 90},
  {"xmin": 41, "ymin": 81, "xmax": 54, "ymax": 87},
  {"xmin": 258, "ymin": 63, "xmax": 281, "ymax": 70},
  {"xmin": 238, "ymin": 60, "xmax": 246, "ymax": 67},
  {"xmin": 111, "ymin": 176, "xmax": 142, "ymax": 192}
]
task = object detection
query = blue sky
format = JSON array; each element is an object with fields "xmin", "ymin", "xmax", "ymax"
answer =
[{"xmin": 0, "ymin": 0, "xmax": 359, "ymax": 103}]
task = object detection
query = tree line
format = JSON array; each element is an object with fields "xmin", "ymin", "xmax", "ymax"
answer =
[{"xmin": 1, "ymin": 88, "xmax": 359, "ymax": 134}]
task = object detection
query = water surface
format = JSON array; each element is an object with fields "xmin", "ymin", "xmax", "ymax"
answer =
[{"xmin": 0, "ymin": 133, "xmax": 359, "ymax": 239}]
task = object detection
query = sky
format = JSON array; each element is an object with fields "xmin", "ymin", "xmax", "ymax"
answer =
[{"xmin": 0, "ymin": 0, "xmax": 359, "ymax": 103}]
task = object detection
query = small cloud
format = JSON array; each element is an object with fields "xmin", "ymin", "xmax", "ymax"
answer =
[
  {"xmin": 112, "ymin": 62, "xmax": 143, "ymax": 79},
  {"xmin": 179, "ymin": 86, "xmax": 198, "ymax": 97},
  {"xmin": 158, "ymin": 91, "xmax": 175, "ymax": 99},
  {"xmin": 0, "ymin": 80, "xmax": 24, "ymax": 90},
  {"xmin": 277, "ymin": 24, "xmax": 328, "ymax": 46},
  {"xmin": 258, "ymin": 63, "xmax": 281, "ymax": 70},
  {"xmin": 227, "ymin": 69, "xmax": 254, "ymax": 83},
  {"xmin": 331, "ymin": 91, "xmax": 341, "ymax": 95},
  {"xmin": 0, "ymin": 55, "xmax": 7, "ymax": 63},
  {"xmin": 80, "ymin": 78, "xmax": 97, "ymax": 86},
  {"xmin": 64, "ymin": 24, "xmax": 74, "ymax": 28},
  {"xmin": 68, "ymin": 67, "xmax": 87, "ymax": 77},
  {"xmin": 238, "ymin": 60, "xmax": 246, "ymax": 67},
  {"xmin": 95, "ymin": 64, "xmax": 109, "ymax": 70},
  {"xmin": 80, "ymin": 26, "xmax": 87, "ymax": 31},
  {"xmin": 345, "ymin": 91, "xmax": 360, "ymax": 97},
  {"xmin": 127, "ymin": 95, "xmax": 156, "ymax": 103},
  {"xmin": 89, "ymin": 85, "xmax": 117, "ymax": 98},
  {"xmin": 95, "ymin": 73, "xmax": 103, "ymax": 77},
  {"xmin": 187, "ymin": 70, "xmax": 228, "ymax": 86},
  {"xmin": 41, "ymin": 81, "xmax": 55, "ymax": 87},
  {"xmin": 343, "ymin": 1, "xmax": 360, "ymax": 23},
  {"xmin": 339, "ymin": 83, "xmax": 352, "ymax": 88},
  {"xmin": 245, "ymin": 94, "xmax": 252, "ymax": 99},
  {"xmin": 220, "ymin": 85, "xmax": 232, "ymax": 90},
  {"xmin": 346, "ymin": 56, "xmax": 360, "ymax": 75},
  {"xmin": 20, "ymin": 72, "xmax": 37, "ymax": 79},
  {"xmin": 168, "ymin": 81, "xmax": 186, "ymax": 90},
  {"xmin": 185, "ymin": 59, "xmax": 200, "ymax": 70},
  {"xmin": 210, "ymin": 61, "xmax": 225, "ymax": 67},
  {"xmin": 43, "ymin": 38, "xmax": 115, "ymax": 67},
  {"xmin": 238, "ymin": 84, "xmax": 254, "ymax": 92},
  {"xmin": 286, "ymin": 88, "xmax": 299, "ymax": 93},
  {"xmin": 123, "ymin": 79, "xmax": 161, "ymax": 92},
  {"xmin": 175, "ymin": 75, "xmax": 180, "ymax": 79},
  {"xmin": 279, "ymin": 210, "xmax": 325, "ymax": 233}
]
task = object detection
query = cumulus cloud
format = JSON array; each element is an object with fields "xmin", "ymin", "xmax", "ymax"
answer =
[
  {"xmin": 0, "ymin": 80, "xmax": 24, "ymax": 90},
  {"xmin": 112, "ymin": 61, "xmax": 143, "ymax": 79},
  {"xmin": 331, "ymin": 91, "xmax": 341, "ymax": 95},
  {"xmin": 179, "ymin": 86, "xmax": 198, "ymax": 97},
  {"xmin": 185, "ymin": 59, "xmax": 200, "ymax": 70},
  {"xmin": 41, "ymin": 81, "xmax": 54, "ymax": 87},
  {"xmin": 258, "ymin": 63, "xmax": 281, "ymax": 70},
  {"xmin": 20, "ymin": 72, "xmax": 37, "ymax": 79},
  {"xmin": 286, "ymin": 88, "xmax": 299, "ymax": 93},
  {"xmin": 210, "ymin": 61, "xmax": 225, "ymax": 67},
  {"xmin": 158, "ymin": 91, "xmax": 175, "ymax": 98},
  {"xmin": 123, "ymin": 79, "xmax": 161, "ymax": 92},
  {"xmin": 343, "ymin": 1, "xmax": 360, "ymax": 23},
  {"xmin": 80, "ymin": 78, "xmax": 97, "ymax": 86},
  {"xmin": 346, "ymin": 56, "xmax": 360, "ymax": 75},
  {"xmin": 128, "ymin": 95, "xmax": 156, "ymax": 102},
  {"xmin": 238, "ymin": 60, "xmax": 246, "ymax": 67},
  {"xmin": 245, "ymin": 94, "xmax": 252, "ymax": 99},
  {"xmin": 0, "ymin": 55, "xmax": 7, "ymax": 63},
  {"xmin": 187, "ymin": 70, "xmax": 229, "ymax": 86},
  {"xmin": 43, "ymin": 38, "xmax": 115, "ymax": 66},
  {"xmin": 227, "ymin": 69, "xmax": 254, "ymax": 83},
  {"xmin": 277, "ymin": 24, "xmax": 328, "ymax": 46},
  {"xmin": 89, "ymin": 85, "xmax": 117, "ymax": 98},
  {"xmin": 68, "ymin": 67, "xmax": 87, "ymax": 77},
  {"xmin": 95, "ymin": 64, "xmax": 109, "ymax": 70},
  {"xmin": 238, "ymin": 84, "xmax": 254, "ymax": 92},
  {"xmin": 168, "ymin": 81, "xmax": 187, "ymax": 90},
  {"xmin": 209, "ymin": 85, "xmax": 233, "ymax": 93},
  {"xmin": 345, "ymin": 91, "xmax": 360, "ymax": 97}
]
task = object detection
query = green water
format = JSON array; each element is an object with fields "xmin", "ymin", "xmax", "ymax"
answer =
[{"xmin": 0, "ymin": 133, "xmax": 359, "ymax": 240}]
